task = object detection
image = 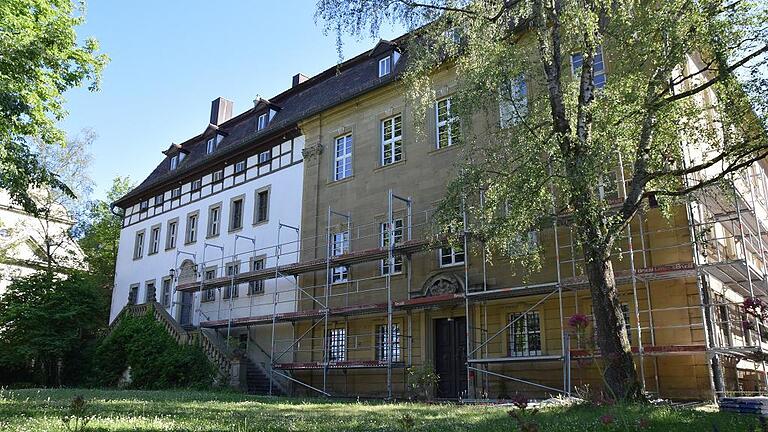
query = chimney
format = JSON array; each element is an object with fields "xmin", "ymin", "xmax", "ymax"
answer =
[
  {"xmin": 292, "ymin": 73, "xmax": 309, "ymax": 87},
  {"xmin": 210, "ymin": 97, "xmax": 234, "ymax": 125}
]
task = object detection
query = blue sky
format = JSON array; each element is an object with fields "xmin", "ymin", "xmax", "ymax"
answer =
[{"xmin": 61, "ymin": 1, "xmax": 401, "ymax": 200}]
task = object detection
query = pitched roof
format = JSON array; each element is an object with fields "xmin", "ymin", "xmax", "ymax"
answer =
[{"xmin": 113, "ymin": 36, "xmax": 407, "ymax": 209}]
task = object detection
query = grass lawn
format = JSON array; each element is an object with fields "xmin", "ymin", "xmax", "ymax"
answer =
[{"xmin": 0, "ymin": 388, "xmax": 761, "ymax": 432}]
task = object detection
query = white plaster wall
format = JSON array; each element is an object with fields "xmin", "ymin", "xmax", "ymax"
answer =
[{"xmin": 111, "ymin": 137, "xmax": 305, "ymax": 326}]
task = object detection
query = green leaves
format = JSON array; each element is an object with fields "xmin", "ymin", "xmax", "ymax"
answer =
[{"xmin": 0, "ymin": 0, "xmax": 108, "ymax": 211}]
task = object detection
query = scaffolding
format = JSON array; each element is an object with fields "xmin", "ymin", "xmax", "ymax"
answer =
[{"xmin": 169, "ymin": 159, "xmax": 768, "ymax": 400}]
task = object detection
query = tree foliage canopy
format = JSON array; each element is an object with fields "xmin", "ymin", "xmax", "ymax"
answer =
[{"xmin": 0, "ymin": 0, "xmax": 107, "ymax": 212}]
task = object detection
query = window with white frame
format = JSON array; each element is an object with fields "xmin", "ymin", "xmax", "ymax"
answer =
[
  {"xmin": 229, "ymin": 197, "xmax": 244, "ymax": 231},
  {"xmin": 154, "ymin": 194, "xmax": 164, "ymax": 207},
  {"xmin": 206, "ymin": 137, "xmax": 216, "ymax": 154},
  {"xmin": 380, "ymin": 219, "xmax": 403, "ymax": 275},
  {"xmin": 139, "ymin": 200, "xmax": 149, "ymax": 212},
  {"xmin": 133, "ymin": 231, "xmax": 145, "ymax": 259},
  {"xmin": 379, "ymin": 56, "xmax": 392, "ymax": 77},
  {"xmin": 330, "ymin": 231, "xmax": 349, "ymax": 283},
  {"xmin": 598, "ymin": 170, "xmax": 619, "ymax": 201},
  {"xmin": 257, "ymin": 113, "xmax": 268, "ymax": 131},
  {"xmin": 509, "ymin": 230, "xmax": 539, "ymax": 257},
  {"xmin": 145, "ymin": 281, "xmax": 156, "ymax": 303},
  {"xmin": 234, "ymin": 160, "xmax": 246, "ymax": 174},
  {"xmin": 186, "ymin": 213, "xmax": 198, "ymax": 244},
  {"xmin": 203, "ymin": 268, "xmax": 216, "ymax": 301},
  {"xmin": 591, "ymin": 303, "xmax": 632, "ymax": 344},
  {"xmin": 439, "ymin": 246, "xmax": 464, "ymax": 267},
  {"xmin": 570, "ymin": 46, "xmax": 606, "ymax": 89},
  {"xmin": 208, "ymin": 204, "xmax": 221, "ymax": 237},
  {"xmin": 258, "ymin": 149, "xmax": 271, "ymax": 165},
  {"xmin": 326, "ymin": 328, "xmax": 346, "ymax": 361},
  {"xmin": 223, "ymin": 262, "xmax": 240, "ymax": 299},
  {"xmin": 191, "ymin": 178, "xmax": 202, "ymax": 191},
  {"xmin": 149, "ymin": 226, "xmax": 161, "ymax": 255},
  {"xmin": 161, "ymin": 278, "xmax": 172, "ymax": 308},
  {"xmin": 254, "ymin": 188, "xmax": 270, "ymax": 223},
  {"xmin": 381, "ymin": 115, "xmax": 402, "ymax": 166},
  {"xmin": 248, "ymin": 257, "xmax": 265, "ymax": 295},
  {"xmin": 128, "ymin": 284, "xmax": 139, "ymax": 305},
  {"xmin": 436, "ymin": 97, "xmax": 460, "ymax": 149},
  {"xmin": 334, "ymin": 134, "xmax": 353, "ymax": 181},
  {"xmin": 376, "ymin": 323, "xmax": 401, "ymax": 362},
  {"xmin": 166, "ymin": 220, "xmax": 178, "ymax": 250},
  {"xmin": 171, "ymin": 187, "xmax": 181, "ymax": 199},
  {"xmin": 212, "ymin": 170, "xmax": 224, "ymax": 183},
  {"xmin": 509, "ymin": 311, "xmax": 542, "ymax": 357},
  {"xmin": 170, "ymin": 155, "xmax": 179, "ymax": 170},
  {"xmin": 499, "ymin": 75, "xmax": 528, "ymax": 127}
]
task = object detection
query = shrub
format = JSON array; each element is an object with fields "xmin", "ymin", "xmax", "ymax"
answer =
[{"xmin": 93, "ymin": 310, "xmax": 215, "ymax": 389}]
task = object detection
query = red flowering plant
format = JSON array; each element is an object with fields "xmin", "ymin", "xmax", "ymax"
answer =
[{"xmin": 567, "ymin": 313, "xmax": 619, "ymax": 402}]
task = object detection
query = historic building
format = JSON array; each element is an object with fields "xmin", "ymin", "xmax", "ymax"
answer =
[
  {"xmin": 114, "ymin": 36, "xmax": 768, "ymax": 400},
  {"xmin": 0, "ymin": 191, "xmax": 85, "ymax": 295}
]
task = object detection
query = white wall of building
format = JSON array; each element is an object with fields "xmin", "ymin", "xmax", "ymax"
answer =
[{"xmin": 111, "ymin": 136, "xmax": 305, "ymax": 329}]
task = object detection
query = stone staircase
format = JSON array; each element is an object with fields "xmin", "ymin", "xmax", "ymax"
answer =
[{"xmin": 112, "ymin": 301, "xmax": 287, "ymax": 395}]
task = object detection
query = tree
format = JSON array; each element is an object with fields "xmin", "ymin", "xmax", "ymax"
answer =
[
  {"xmin": 316, "ymin": 0, "xmax": 768, "ymax": 399},
  {"xmin": 0, "ymin": 0, "xmax": 108, "ymax": 212},
  {"xmin": 0, "ymin": 271, "xmax": 107, "ymax": 386},
  {"xmin": 7, "ymin": 130, "xmax": 96, "ymax": 272},
  {"xmin": 77, "ymin": 177, "xmax": 135, "ymax": 289}
]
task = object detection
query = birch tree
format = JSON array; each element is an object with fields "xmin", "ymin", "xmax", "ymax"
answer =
[{"xmin": 317, "ymin": 0, "xmax": 768, "ymax": 400}]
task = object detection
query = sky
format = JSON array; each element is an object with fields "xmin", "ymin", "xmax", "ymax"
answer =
[{"xmin": 60, "ymin": 1, "xmax": 401, "ymax": 200}]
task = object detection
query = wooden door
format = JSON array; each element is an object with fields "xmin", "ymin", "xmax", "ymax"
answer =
[{"xmin": 434, "ymin": 317, "xmax": 467, "ymax": 398}]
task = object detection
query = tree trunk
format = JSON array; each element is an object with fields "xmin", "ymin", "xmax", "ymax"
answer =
[{"xmin": 583, "ymin": 240, "xmax": 643, "ymax": 400}]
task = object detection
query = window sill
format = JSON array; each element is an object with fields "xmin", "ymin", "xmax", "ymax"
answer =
[
  {"xmin": 252, "ymin": 219, "xmax": 269, "ymax": 227},
  {"xmin": 165, "ymin": 246, "xmax": 176, "ymax": 251},
  {"xmin": 228, "ymin": 226, "xmax": 244, "ymax": 234},
  {"xmin": 374, "ymin": 160, "xmax": 406, "ymax": 173},
  {"xmin": 439, "ymin": 262, "xmax": 465, "ymax": 269},
  {"xmin": 184, "ymin": 240, "xmax": 197, "ymax": 246},
  {"xmin": 206, "ymin": 234, "xmax": 220, "ymax": 240},
  {"xmin": 429, "ymin": 144, "xmax": 461, "ymax": 156},
  {"xmin": 327, "ymin": 176, "xmax": 355, "ymax": 187}
]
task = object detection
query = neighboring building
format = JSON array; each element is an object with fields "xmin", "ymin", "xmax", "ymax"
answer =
[
  {"xmin": 0, "ymin": 191, "xmax": 85, "ymax": 295},
  {"xmin": 117, "ymin": 37, "xmax": 768, "ymax": 400}
]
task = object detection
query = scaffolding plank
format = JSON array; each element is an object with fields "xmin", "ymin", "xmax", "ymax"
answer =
[{"xmin": 275, "ymin": 360, "xmax": 406, "ymax": 370}]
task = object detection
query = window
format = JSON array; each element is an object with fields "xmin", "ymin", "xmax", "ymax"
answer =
[
  {"xmin": 171, "ymin": 187, "xmax": 181, "ymax": 199},
  {"xmin": 145, "ymin": 281, "xmax": 156, "ymax": 303},
  {"xmin": 330, "ymin": 231, "xmax": 349, "ymax": 283},
  {"xmin": 436, "ymin": 97, "xmax": 460, "ymax": 148},
  {"xmin": 380, "ymin": 219, "xmax": 403, "ymax": 274},
  {"xmin": 203, "ymin": 268, "xmax": 216, "ymax": 302},
  {"xmin": 509, "ymin": 231, "xmax": 539, "ymax": 257},
  {"xmin": 191, "ymin": 179, "xmax": 202, "ymax": 191},
  {"xmin": 598, "ymin": 170, "xmax": 619, "ymax": 201},
  {"xmin": 334, "ymin": 134, "xmax": 353, "ymax": 181},
  {"xmin": 166, "ymin": 220, "xmax": 178, "ymax": 250},
  {"xmin": 381, "ymin": 115, "xmax": 403, "ymax": 166},
  {"xmin": 170, "ymin": 155, "xmax": 179, "ymax": 170},
  {"xmin": 257, "ymin": 113, "xmax": 268, "ymax": 131},
  {"xmin": 326, "ymin": 328, "xmax": 346, "ymax": 362},
  {"xmin": 509, "ymin": 311, "xmax": 542, "ymax": 357},
  {"xmin": 161, "ymin": 278, "xmax": 172, "ymax": 308},
  {"xmin": 154, "ymin": 194, "xmax": 164, "ymax": 207},
  {"xmin": 234, "ymin": 160, "xmax": 246, "ymax": 174},
  {"xmin": 186, "ymin": 212, "xmax": 198, "ymax": 244},
  {"xmin": 230, "ymin": 197, "xmax": 244, "ymax": 231},
  {"xmin": 439, "ymin": 246, "xmax": 465, "ymax": 267},
  {"xmin": 208, "ymin": 204, "xmax": 221, "ymax": 237},
  {"xmin": 139, "ymin": 200, "xmax": 149, "ymax": 212},
  {"xmin": 258, "ymin": 149, "xmax": 271, "ymax": 165},
  {"xmin": 149, "ymin": 226, "xmax": 161, "ymax": 255},
  {"xmin": 212, "ymin": 170, "xmax": 224, "ymax": 183},
  {"xmin": 133, "ymin": 231, "xmax": 145, "ymax": 259},
  {"xmin": 376, "ymin": 324, "xmax": 401, "ymax": 362},
  {"xmin": 255, "ymin": 188, "xmax": 270, "ymax": 224},
  {"xmin": 224, "ymin": 262, "xmax": 240, "ymax": 299},
  {"xmin": 248, "ymin": 257, "xmax": 266, "ymax": 295},
  {"xmin": 591, "ymin": 304, "xmax": 632, "ymax": 343},
  {"xmin": 570, "ymin": 46, "xmax": 606, "ymax": 89},
  {"xmin": 499, "ymin": 75, "xmax": 528, "ymax": 127},
  {"xmin": 206, "ymin": 137, "xmax": 216, "ymax": 154},
  {"xmin": 128, "ymin": 284, "xmax": 139, "ymax": 305},
  {"xmin": 379, "ymin": 56, "xmax": 391, "ymax": 77}
]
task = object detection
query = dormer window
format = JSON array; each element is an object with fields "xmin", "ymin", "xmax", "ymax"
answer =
[
  {"xmin": 206, "ymin": 138, "xmax": 216, "ymax": 154},
  {"xmin": 379, "ymin": 56, "xmax": 392, "ymax": 77},
  {"xmin": 170, "ymin": 155, "xmax": 179, "ymax": 170},
  {"xmin": 257, "ymin": 113, "xmax": 268, "ymax": 131}
]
